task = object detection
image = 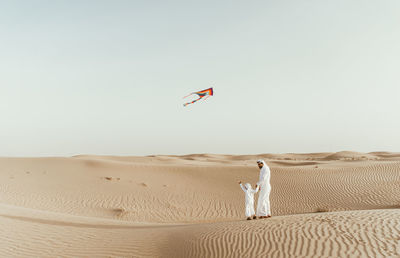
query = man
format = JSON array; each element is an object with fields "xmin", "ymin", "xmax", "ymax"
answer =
[{"xmin": 256, "ymin": 160, "xmax": 271, "ymax": 218}]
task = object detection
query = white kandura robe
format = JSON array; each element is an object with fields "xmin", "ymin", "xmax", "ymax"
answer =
[
  {"xmin": 240, "ymin": 183, "xmax": 259, "ymax": 217},
  {"xmin": 256, "ymin": 161, "xmax": 271, "ymax": 216}
]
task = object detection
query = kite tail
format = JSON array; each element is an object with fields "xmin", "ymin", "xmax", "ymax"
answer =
[{"xmin": 183, "ymin": 97, "xmax": 201, "ymax": 107}]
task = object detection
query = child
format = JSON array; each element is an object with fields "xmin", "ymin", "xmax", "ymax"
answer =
[{"xmin": 238, "ymin": 181, "xmax": 259, "ymax": 220}]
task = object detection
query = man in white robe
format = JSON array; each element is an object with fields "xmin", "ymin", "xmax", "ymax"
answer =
[{"xmin": 256, "ymin": 160, "xmax": 271, "ymax": 218}]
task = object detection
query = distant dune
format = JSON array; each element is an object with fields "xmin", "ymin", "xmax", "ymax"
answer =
[{"xmin": 0, "ymin": 151, "xmax": 399, "ymax": 257}]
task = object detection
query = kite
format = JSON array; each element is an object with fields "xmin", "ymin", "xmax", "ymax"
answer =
[{"xmin": 183, "ymin": 87, "xmax": 214, "ymax": 107}]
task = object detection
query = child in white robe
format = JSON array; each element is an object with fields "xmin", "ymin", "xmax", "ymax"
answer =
[{"xmin": 238, "ymin": 181, "xmax": 259, "ymax": 220}]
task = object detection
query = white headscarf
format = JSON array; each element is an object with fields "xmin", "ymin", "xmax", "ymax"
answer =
[{"xmin": 257, "ymin": 159, "xmax": 266, "ymax": 166}]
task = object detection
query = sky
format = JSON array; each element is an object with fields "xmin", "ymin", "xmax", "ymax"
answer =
[{"xmin": 1, "ymin": 0, "xmax": 400, "ymax": 156}]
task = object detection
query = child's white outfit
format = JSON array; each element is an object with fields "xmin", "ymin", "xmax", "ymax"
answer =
[{"xmin": 240, "ymin": 183, "xmax": 260, "ymax": 217}]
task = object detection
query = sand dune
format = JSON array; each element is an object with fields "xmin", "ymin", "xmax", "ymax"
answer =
[
  {"xmin": 0, "ymin": 151, "xmax": 399, "ymax": 257},
  {"xmin": 170, "ymin": 209, "xmax": 400, "ymax": 257}
]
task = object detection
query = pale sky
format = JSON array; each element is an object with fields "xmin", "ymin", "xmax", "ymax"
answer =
[{"xmin": 1, "ymin": 0, "xmax": 399, "ymax": 156}]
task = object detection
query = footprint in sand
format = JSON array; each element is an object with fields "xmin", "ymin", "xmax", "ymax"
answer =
[
  {"xmin": 113, "ymin": 208, "xmax": 129, "ymax": 217},
  {"xmin": 113, "ymin": 208, "xmax": 126, "ymax": 213},
  {"xmin": 104, "ymin": 177, "xmax": 121, "ymax": 181}
]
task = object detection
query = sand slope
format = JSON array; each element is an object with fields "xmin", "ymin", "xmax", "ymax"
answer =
[
  {"xmin": 0, "ymin": 152, "xmax": 399, "ymax": 257},
  {"xmin": 170, "ymin": 209, "xmax": 400, "ymax": 258}
]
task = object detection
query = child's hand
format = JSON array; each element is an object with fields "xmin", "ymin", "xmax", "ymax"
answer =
[{"xmin": 238, "ymin": 181, "xmax": 242, "ymax": 184}]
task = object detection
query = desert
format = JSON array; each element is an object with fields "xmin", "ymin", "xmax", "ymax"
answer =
[{"xmin": 1, "ymin": 151, "xmax": 399, "ymax": 257}]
